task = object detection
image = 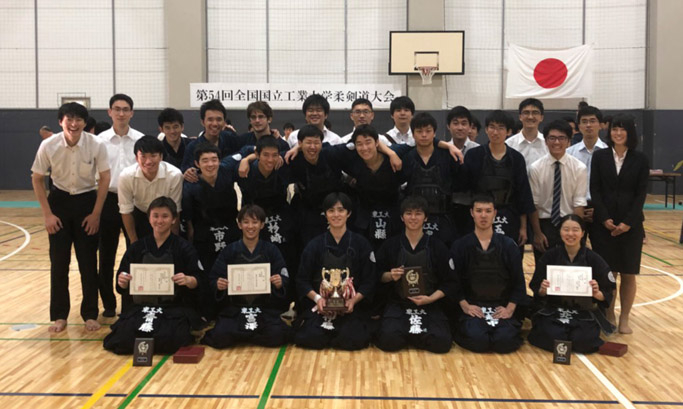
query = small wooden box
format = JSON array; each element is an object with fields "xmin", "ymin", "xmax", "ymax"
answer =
[
  {"xmin": 599, "ymin": 342, "xmax": 628, "ymax": 357},
  {"xmin": 173, "ymin": 346, "xmax": 205, "ymax": 364}
]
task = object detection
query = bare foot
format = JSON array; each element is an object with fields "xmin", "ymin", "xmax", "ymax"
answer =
[
  {"xmin": 48, "ymin": 319, "xmax": 67, "ymax": 333},
  {"xmin": 85, "ymin": 319, "xmax": 101, "ymax": 331},
  {"xmin": 618, "ymin": 319, "xmax": 633, "ymax": 334}
]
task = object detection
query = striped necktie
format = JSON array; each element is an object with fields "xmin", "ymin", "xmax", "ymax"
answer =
[{"xmin": 551, "ymin": 161, "xmax": 562, "ymax": 227}]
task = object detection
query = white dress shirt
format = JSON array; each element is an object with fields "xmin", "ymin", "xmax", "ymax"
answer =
[
  {"xmin": 446, "ymin": 138, "xmax": 479, "ymax": 157},
  {"xmin": 528, "ymin": 153, "xmax": 587, "ymax": 219},
  {"xmin": 31, "ymin": 131, "xmax": 109, "ymax": 195},
  {"xmin": 287, "ymin": 127, "xmax": 343, "ymax": 148},
  {"xmin": 505, "ymin": 130, "xmax": 548, "ymax": 171},
  {"xmin": 566, "ymin": 138, "xmax": 608, "ymax": 200},
  {"xmin": 117, "ymin": 161, "xmax": 183, "ymax": 214},
  {"xmin": 98, "ymin": 126, "xmax": 144, "ymax": 192},
  {"xmin": 613, "ymin": 148, "xmax": 628, "ymax": 175},
  {"xmin": 380, "ymin": 126, "xmax": 414, "ymax": 146}
]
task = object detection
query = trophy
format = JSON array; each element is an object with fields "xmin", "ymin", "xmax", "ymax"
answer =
[
  {"xmin": 320, "ymin": 267, "xmax": 352, "ymax": 313},
  {"xmin": 401, "ymin": 266, "xmax": 426, "ymax": 298}
]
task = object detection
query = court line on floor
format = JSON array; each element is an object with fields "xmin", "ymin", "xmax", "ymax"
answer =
[
  {"xmin": 642, "ymin": 251, "xmax": 674, "ymax": 266},
  {"xmin": 117, "ymin": 354, "xmax": 170, "ymax": 409},
  {"xmin": 0, "ymin": 221, "xmax": 30, "ymax": 262},
  {"xmin": 0, "ymin": 338, "xmax": 104, "ymax": 342},
  {"xmin": 138, "ymin": 393, "xmax": 260, "ymax": 399},
  {"xmin": 257, "ymin": 345, "xmax": 287, "ymax": 409},
  {"xmin": 80, "ymin": 359, "xmax": 133, "ymax": 409},
  {"xmin": 0, "ymin": 201, "xmax": 39, "ymax": 208},
  {"xmin": 623, "ymin": 264, "xmax": 683, "ymax": 309},
  {"xmin": 269, "ymin": 395, "xmax": 619, "ymax": 404},
  {"xmin": 577, "ymin": 354, "xmax": 636, "ymax": 409}
]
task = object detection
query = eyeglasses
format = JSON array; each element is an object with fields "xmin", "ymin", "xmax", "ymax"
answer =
[
  {"xmin": 112, "ymin": 107, "xmax": 131, "ymax": 113},
  {"xmin": 352, "ymin": 110, "xmax": 372, "ymax": 115},
  {"xmin": 546, "ymin": 135, "xmax": 569, "ymax": 142},
  {"xmin": 249, "ymin": 114, "xmax": 267, "ymax": 120},
  {"xmin": 521, "ymin": 110, "xmax": 542, "ymax": 117}
]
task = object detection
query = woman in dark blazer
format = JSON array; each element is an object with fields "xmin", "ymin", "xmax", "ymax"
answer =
[{"xmin": 590, "ymin": 114, "xmax": 649, "ymax": 334}]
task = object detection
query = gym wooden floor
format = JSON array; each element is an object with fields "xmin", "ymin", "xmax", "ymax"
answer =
[{"xmin": 0, "ymin": 190, "xmax": 681, "ymax": 409}]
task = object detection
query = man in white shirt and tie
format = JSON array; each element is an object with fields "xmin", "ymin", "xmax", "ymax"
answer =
[{"xmin": 529, "ymin": 120, "xmax": 587, "ymax": 263}]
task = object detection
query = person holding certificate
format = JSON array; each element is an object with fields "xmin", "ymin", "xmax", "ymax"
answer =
[
  {"xmin": 103, "ymin": 197, "xmax": 204, "ymax": 355},
  {"xmin": 528, "ymin": 214, "xmax": 617, "ymax": 353},
  {"xmin": 294, "ymin": 192, "xmax": 376, "ymax": 350},
  {"xmin": 201, "ymin": 205, "xmax": 293, "ymax": 348},
  {"xmin": 374, "ymin": 196, "xmax": 455, "ymax": 353}
]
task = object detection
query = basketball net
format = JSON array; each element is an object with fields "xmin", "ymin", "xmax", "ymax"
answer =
[{"xmin": 417, "ymin": 66, "xmax": 437, "ymax": 85}]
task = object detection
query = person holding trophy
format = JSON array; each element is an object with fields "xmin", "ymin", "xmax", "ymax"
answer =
[
  {"xmin": 294, "ymin": 192, "xmax": 376, "ymax": 350},
  {"xmin": 374, "ymin": 196, "xmax": 455, "ymax": 353}
]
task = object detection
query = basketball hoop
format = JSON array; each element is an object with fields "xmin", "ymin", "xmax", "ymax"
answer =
[{"xmin": 417, "ymin": 66, "xmax": 437, "ymax": 85}]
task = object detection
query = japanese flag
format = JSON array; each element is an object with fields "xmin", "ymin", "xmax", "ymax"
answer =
[{"xmin": 505, "ymin": 44, "xmax": 593, "ymax": 98}]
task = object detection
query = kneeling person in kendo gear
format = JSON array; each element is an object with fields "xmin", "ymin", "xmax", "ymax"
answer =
[
  {"xmin": 294, "ymin": 192, "xmax": 376, "ymax": 350},
  {"xmin": 103, "ymin": 197, "xmax": 204, "ymax": 355},
  {"xmin": 528, "ymin": 214, "xmax": 616, "ymax": 353},
  {"xmin": 202, "ymin": 204, "xmax": 293, "ymax": 348},
  {"xmin": 449, "ymin": 195, "xmax": 526, "ymax": 353},
  {"xmin": 374, "ymin": 196, "xmax": 456, "ymax": 353}
]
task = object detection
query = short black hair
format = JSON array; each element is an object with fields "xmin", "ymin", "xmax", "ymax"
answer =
[
  {"xmin": 247, "ymin": 101, "xmax": 273, "ymax": 119},
  {"xmin": 351, "ymin": 124, "xmax": 379, "ymax": 143},
  {"xmin": 255, "ymin": 135, "xmax": 280, "ymax": 154},
  {"xmin": 542, "ymin": 119, "xmax": 573, "ymax": 140},
  {"xmin": 94, "ymin": 121, "xmax": 111, "ymax": 135},
  {"xmin": 322, "ymin": 192, "xmax": 353, "ymax": 213},
  {"xmin": 608, "ymin": 114, "xmax": 639, "ymax": 150},
  {"xmin": 471, "ymin": 193, "xmax": 496, "ymax": 209},
  {"xmin": 578, "ymin": 101, "xmax": 589, "ymax": 110},
  {"xmin": 238, "ymin": 204, "xmax": 266, "ymax": 223},
  {"xmin": 200, "ymin": 99, "xmax": 226, "ymax": 121},
  {"xmin": 410, "ymin": 112, "xmax": 437, "ymax": 133},
  {"xmin": 390, "ymin": 96, "xmax": 415, "ymax": 115},
  {"xmin": 134, "ymin": 135, "xmax": 164, "ymax": 156},
  {"xmin": 109, "ymin": 94, "xmax": 134, "ymax": 110},
  {"xmin": 58, "ymin": 102, "xmax": 89, "ymax": 121},
  {"xmin": 283, "ymin": 122, "xmax": 295, "ymax": 131},
  {"xmin": 193, "ymin": 142, "xmax": 220, "ymax": 162},
  {"xmin": 577, "ymin": 105, "xmax": 603, "ymax": 123},
  {"xmin": 400, "ymin": 196, "xmax": 429, "ymax": 215},
  {"xmin": 85, "ymin": 116, "xmax": 97, "ymax": 133},
  {"xmin": 485, "ymin": 110, "xmax": 514, "ymax": 131},
  {"xmin": 446, "ymin": 106, "xmax": 472, "ymax": 126},
  {"xmin": 562, "ymin": 116, "xmax": 576, "ymax": 127},
  {"xmin": 147, "ymin": 196, "xmax": 178, "ymax": 218},
  {"xmin": 602, "ymin": 115, "xmax": 612, "ymax": 124},
  {"xmin": 302, "ymin": 94, "xmax": 330, "ymax": 116},
  {"xmin": 471, "ymin": 116, "xmax": 481, "ymax": 132},
  {"xmin": 157, "ymin": 107, "xmax": 184, "ymax": 126},
  {"xmin": 518, "ymin": 98, "xmax": 544, "ymax": 115},
  {"xmin": 351, "ymin": 98, "xmax": 373, "ymax": 110},
  {"xmin": 298, "ymin": 124, "xmax": 324, "ymax": 142}
]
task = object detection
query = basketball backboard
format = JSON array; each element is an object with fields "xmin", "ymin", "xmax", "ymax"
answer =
[{"xmin": 389, "ymin": 31, "xmax": 465, "ymax": 75}]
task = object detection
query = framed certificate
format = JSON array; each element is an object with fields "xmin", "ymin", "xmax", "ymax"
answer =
[
  {"xmin": 228, "ymin": 263, "xmax": 271, "ymax": 295},
  {"xmin": 546, "ymin": 265, "xmax": 592, "ymax": 297},
  {"xmin": 129, "ymin": 263, "xmax": 175, "ymax": 295}
]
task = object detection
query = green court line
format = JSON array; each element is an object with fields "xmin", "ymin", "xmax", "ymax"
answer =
[
  {"xmin": 642, "ymin": 251, "xmax": 674, "ymax": 266},
  {"xmin": 117, "ymin": 355, "xmax": 170, "ymax": 409},
  {"xmin": 0, "ymin": 337, "xmax": 104, "ymax": 341},
  {"xmin": 0, "ymin": 201, "xmax": 40, "ymax": 208},
  {"xmin": 257, "ymin": 346, "xmax": 287, "ymax": 409}
]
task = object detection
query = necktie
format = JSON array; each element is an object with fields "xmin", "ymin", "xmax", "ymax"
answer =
[{"xmin": 551, "ymin": 161, "xmax": 562, "ymax": 227}]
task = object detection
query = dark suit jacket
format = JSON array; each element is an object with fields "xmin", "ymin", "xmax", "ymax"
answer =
[{"xmin": 590, "ymin": 148, "xmax": 649, "ymax": 227}]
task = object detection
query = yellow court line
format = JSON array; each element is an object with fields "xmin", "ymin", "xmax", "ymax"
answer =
[{"xmin": 80, "ymin": 359, "xmax": 133, "ymax": 409}]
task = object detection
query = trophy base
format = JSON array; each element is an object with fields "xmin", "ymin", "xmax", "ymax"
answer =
[{"xmin": 325, "ymin": 297, "xmax": 347, "ymax": 313}]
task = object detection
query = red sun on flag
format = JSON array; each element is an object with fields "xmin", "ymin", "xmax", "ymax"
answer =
[{"xmin": 533, "ymin": 58, "xmax": 568, "ymax": 89}]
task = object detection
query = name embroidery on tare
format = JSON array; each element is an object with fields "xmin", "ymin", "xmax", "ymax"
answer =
[
  {"xmin": 372, "ymin": 211, "xmax": 390, "ymax": 240},
  {"xmin": 493, "ymin": 216, "xmax": 508, "ymax": 235},
  {"xmin": 556, "ymin": 308, "xmax": 579, "ymax": 325},
  {"xmin": 406, "ymin": 308, "xmax": 428, "ymax": 334},
  {"xmin": 210, "ymin": 226, "xmax": 229, "ymax": 252},
  {"xmin": 266, "ymin": 214, "xmax": 284, "ymax": 244},
  {"xmin": 241, "ymin": 307, "xmax": 261, "ymax": 331},
  {"xmin": 138, "ymin": 307, "xmax": 163, "ymax": 333},
  {"xmin": 482, "ymin": 307, "xmax": 499, "ymax": 327}
]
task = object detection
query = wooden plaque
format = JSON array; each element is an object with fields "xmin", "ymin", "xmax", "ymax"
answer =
[{"xmin": 401, "ymin": 266, "xmax": 426, "ymax": 298}]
